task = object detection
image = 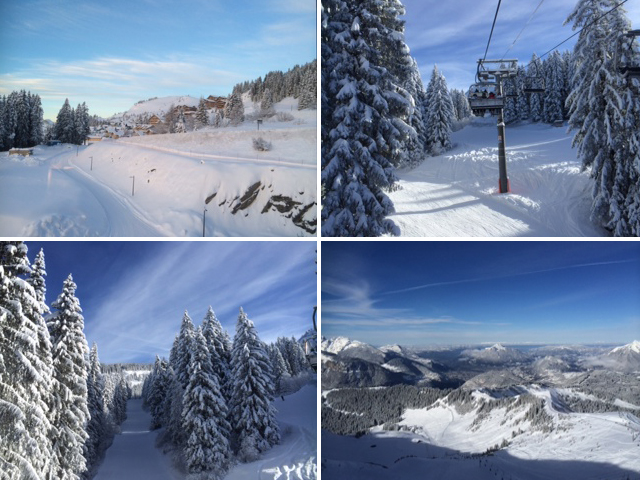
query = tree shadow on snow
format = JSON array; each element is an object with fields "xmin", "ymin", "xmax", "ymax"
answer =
[{"xmin": 321, "ymin": 430, "xmax": 640, "ymax": 480}]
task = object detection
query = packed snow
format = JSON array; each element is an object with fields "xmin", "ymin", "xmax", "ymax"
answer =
[
  {"xmin": 94, "ymin": 385, "xmax": 316, "ymax": 480},
  {"xmin": 0, "ymin": 98, "xmax": 316, "ymax": 237},
  {"xmin": 387, "ymin": 118, "xmax": 608, "ymax": 237},
  {"xmin": 94, "ymin": 399, "xmax": 180, "ymax": 480}
]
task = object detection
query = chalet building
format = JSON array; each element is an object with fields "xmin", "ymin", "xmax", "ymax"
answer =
[
  {"xmin": 9, "ymin": 148, "xmax": 34, "ymax": 156},
  {"xmin": 86, "ymin": 136, "xmax": 102, "ymax": 144},
  {"xmin": 149, "ymin": 115, "xmax": 162, "ymax": 125},
  {"xmin": 205, "ymin": 95, "xmax": 226, "ymax": 109}
]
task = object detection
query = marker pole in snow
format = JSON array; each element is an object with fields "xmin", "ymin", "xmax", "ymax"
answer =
[
  {"xmin": 202, "ymin": 207, "xmax": 207, "ymax": 237},
  {"xmin": 130, "ymin": 175, "xmax": 135, "ymax": 196},
  {"xmin": 90, "ymin": 157, "xmax": 93, "ymax": 171}
]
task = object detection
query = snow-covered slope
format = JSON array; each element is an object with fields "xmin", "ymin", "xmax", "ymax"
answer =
[
  {"xmin": 322, "ymin": 385, "xmax": 640, "ymax": 480},
  {"xmin": 321, "ymin": 337, "xmax": 442, "ymax": 389},
  {"xmin": 462, "ymin": 344, "xmax": 529, "ymax": 364},
  {"xmin": 0, "ymin": 99, "xmax": 316, "ymax": 237},
  {"xmin": 227, "ymin": 383, "xmax": 317, "ymax": 480},
  {"xmin": 112, "ymin": 95, "xmax": 201, "ymax": 122},
  {"xmin": 387, "ymin": 119, "xmax": 608, "ymax": 237},
  {"xmin": 322, "ymin": 337, "xmax": 385, "ymax": 364}
]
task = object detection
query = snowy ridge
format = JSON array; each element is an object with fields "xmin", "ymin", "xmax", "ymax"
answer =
[
  {"xmin": 611, "ymin": 340, "xmax": 640, "ymax": 355},
  {"xmin": 111, "ymin": 95, "xmax": 201, "ymax": 122}
]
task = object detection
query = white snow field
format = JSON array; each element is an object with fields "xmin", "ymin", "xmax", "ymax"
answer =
[
  {"xmin": 388, "ymin": 118, "xmax": 608, "ymax": 237},
  {"xmin": 322, "ymin": 386, "xmax": 640, "ymax": 480},
  {"xmin": 0, "ymin": 98, "xmax": 316, "ymax": 237},
  {"xmin": 94, "ymin": 384, "xmax": 316, "ymax": 480}
]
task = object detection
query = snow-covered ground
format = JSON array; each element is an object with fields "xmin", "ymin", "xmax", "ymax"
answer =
[
  {"xmin": 94, "ymin": 398, "xmax": 180, "ymax": 480},
  {"xmin": 227, "ymin": 384, "xmax": 317, "ymax": 480},
  {"xmin": 94, "ymin": 384, "xmax": 316, "ymax": 480},
  {"xmin": 388, "ymin": 118, "xmax": 607, "ymax": 237},
  {"xmin": 322, "ymin": 386, "xmax": 640, "ymax": 480},
  {"xmin": 0, "ymin": 98, "xmax": 316, "ymax": 237}
]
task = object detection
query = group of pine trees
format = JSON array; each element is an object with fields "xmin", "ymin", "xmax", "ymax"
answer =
[
  {"xmin": 0, "ymin": 91, "xmax": 44, "ymax": 151},
  {"xmin": 0, "ymin": 241, "xmax": 129, "ymax": 480},
  {"xmin": 232, "ymin": 60, "xmax": 317, "ymax": 112},
  {"xmin": 54, "ymin": 98, "xmax": 92, "ymax": 145},
  {"xmin": 564, "ymin": 0, "xmax": 640, "ymax": 236},
  {"xmin": 142, "ymin": 307, "xmax": 312, "ymax": 479},
  {"xmin": 321, "ymin": 0, "xmax": 462, "ymax": 237},
  {"xmin": 502, "ymin": 51, "xmax": 574, "ymax": 124},
  {"xmin": 322, "ymin": 0, "xmax": 640, "ymax": 237}
]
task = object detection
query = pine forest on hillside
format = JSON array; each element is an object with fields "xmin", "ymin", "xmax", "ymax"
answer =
[
  {"xmin": 0, "ymin": 241, "xmax": 316, "ymax": 480},
  {"xmin": 321, "ymin": 0, "xmax": 640, "ymax": 237}
]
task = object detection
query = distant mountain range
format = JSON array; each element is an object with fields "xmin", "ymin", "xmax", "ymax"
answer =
[
  {"xmin": 321, "ymin": 336, "xmax": 444, "ymax": 389},
  {"xmin": 321, "ymin": 338, "xmax": 640, "ymax": 389}
]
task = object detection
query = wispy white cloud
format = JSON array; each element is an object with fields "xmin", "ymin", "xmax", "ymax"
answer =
[
  {"xmin": 85, "ymin": 242, "xmax": 316, "ymax": 362},
  {"xmin": 383, "ymin": 260, "xmax": 637, "ymax": 296}
]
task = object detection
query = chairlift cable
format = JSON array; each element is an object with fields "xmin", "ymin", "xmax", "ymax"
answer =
[
  {"xmin": 500, "ymin": 0, "xmax": 545, "ymax": 61},
  {"xmin": 526, "ymin": 0, "xmax": 630, "ymax": 67},
  {"xmin": 482, "ymin": 0, "xmax": 503, "ymax": 64}
]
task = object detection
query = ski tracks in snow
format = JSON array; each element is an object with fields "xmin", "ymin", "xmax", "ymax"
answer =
[
  {"xmin": 51, "ymin": 153, "xmax": 165, "ymax": 237},
  {"xmin": 388, "ymin": 122, "xmax": 607, "ymax": 237},
  {"xmin": 94, "ymin": 399, "xmax": 181, "ymax": 480}
]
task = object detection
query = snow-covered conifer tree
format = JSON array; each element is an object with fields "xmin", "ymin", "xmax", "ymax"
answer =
[
  {"xmin": 543, "ymin": 51, "xmax": 564, "ymax": 123},
  {"xmin": 565, "ymin": 0, "xmax": 640, "ymax": 235},
  {"xmin": 425, "ymin": 65, "xmax": 455, "ymax": 155},
  {"xmin": 85, "ymin": 343, "xmax": 106, "ymax": 473},
  {"xmin": 174, "ymin": 311, "xmax": 196, "ymax": 388},
  {"xmin": 48, "ymin": 274, "xmax": 90, "ymax": 480},
  {"xmin": 201, "ymin": 307, "xmax": 231, "ymax": 405},
  {"xmin": 0, "ymin": 242, "xmax": 55, "ymax": 479},
  {"xmin": 147, "ymin": 356, "xmax": 172, "ymax": 430},
  {"xmin": 55, "ymin": 99, "xmax": 73, "ymax": 144},
  {"xmin": 29, "ymin": 94, "xmax": 44, "ymax": 147},
  {"xmin": 268, "ymin": 343, "xmax": 289, "ymax": 394},
  {"xmin": 528, "ymin": 54, "xmax": 544, "ymax": 122},
  {"xmin": 182, "ymin": 331, "xmax": 231, "ymax": 478},
  {"xmin": 230, "ymin": 308, "xmax": 279, "ymax": 460},
  {"xmin": 224, "ymin": 93, "xmax": 245, "ymax": 126},
  {"xmin": 322, "ymin": 0, "xmax": 407, "ymax": 236},
  {"xmin": 196, "ymin": 97, "xmax": 209, "ymax": 129},
  {"xmin": 516, "ymin": 66, "xmax": 530, "ymax": 121},
  {"xmin": 297, "ymin": 60, "xmax": 317, "ymax": 110},
  {"xmin": 260, "ymin": 88, "xmax": 275, "ymax": 117}
]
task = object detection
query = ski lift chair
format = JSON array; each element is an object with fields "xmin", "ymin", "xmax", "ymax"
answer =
[
  {"xmin": 523, "ymin": 61, "xmax": 545, "ymax": 94},
  {"xmin": 468, "ymin": 82, "xmax": 504, "ymax": 114},
  {"xmin": 618, "ymin": 30, "xmax": 640, "ymax": 79}
]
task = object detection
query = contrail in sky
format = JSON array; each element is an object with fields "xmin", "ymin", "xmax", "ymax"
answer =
[{"xmin": 384, "ymin": 260, "xmax": 637, "ymax": 295}]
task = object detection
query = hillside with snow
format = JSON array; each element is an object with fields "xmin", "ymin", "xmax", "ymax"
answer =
[
  {"xmin": 0, "ymin": 97, "xmax": 316, "ymax": 237},
  {"xmin": 111, "ymin": 95, "xmax": 201, "ymax": 122},
  {"xmin": 323, "ymin": 385, "xmax": 640, "ymax": 480}
]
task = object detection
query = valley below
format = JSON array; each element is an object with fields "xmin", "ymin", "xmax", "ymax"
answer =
[{"xmin": 321, "ymin": 338, "xmax": 640, "ymax": 480}]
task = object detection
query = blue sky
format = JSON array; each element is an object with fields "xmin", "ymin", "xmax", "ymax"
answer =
[
  {"xmin": 400, "ymin": 0, "xmax": 640, "ymax": 92},
  {"xmin": 0, "ymin": 0, "xmax": 316, "ymax": 120},
  {"xmin": 321, "ymin": 241, "xmax": 640, "ymax": 347},
  {"xmin": 26, "ymin": 240, "xmax": 317, "ymax": 364}
]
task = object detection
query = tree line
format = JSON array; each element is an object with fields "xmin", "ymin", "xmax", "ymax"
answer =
[
  {"xmin": 322, "ymin": 385, "xmax": 451, "ymax": 436},
  {"xmin": 0, "ymin": 91, "xmax": 44, "ymax": 151},
  {"xmin": 141, "ymin": 307, "xmax": 313, "ymax": 479},
  {"xmin": 0, "ymin": 241, "xmax": 129, "ymax": 480},
  {"xmin": 232, "ymin": 59, "xmax": 317, "ymax": 111},
  {"xmin": 54, "ymin": 98, "xmax": 91, "ymax": 145}
]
